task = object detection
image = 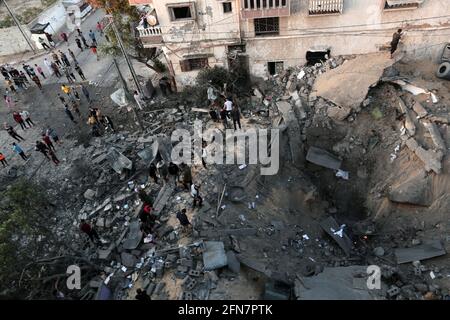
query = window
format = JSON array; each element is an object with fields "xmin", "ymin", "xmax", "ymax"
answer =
[
  {"xmin": 254, "ymin": 17, "xmax": 279, "ymax": 36},
  {"xmin": 168, "ymin": 3, "xmax": 196, "ymax": 21},
  {"xmin": 180, "ymin": 58, "xmax": 209, "ymax": 72},
  {"xmin": 223, "ymin": 2, "xmax": 232, "ymax": 13},
  {"xmin": 268, "ymin": 61, "xmax": 283, "ymax": 75}
]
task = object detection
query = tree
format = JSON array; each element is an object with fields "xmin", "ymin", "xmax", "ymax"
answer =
[
  {"xmin": 0, "ymin": 180, "xmax": 99, "ymax": 299},
  {"xmin": 88, "ymin": 0, "xmax": 165, "ymax": 73}
]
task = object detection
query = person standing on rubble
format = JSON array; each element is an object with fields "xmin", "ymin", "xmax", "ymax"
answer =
[
  {"xmin": 157, "ymin": 160, "xmax": 169, "ymax": 183},
  {"xmin": 209, "ymin": 106, "xmax": 219, "ymax": 123},
  {"xmin": 181, "ymin": 163, "xmax": 192, "ymax": 190},
  {"xmin": 79, "ymin": 219, "xmax": 101, "ymax": 244},
  {"xmin": 231, "ymin": 105, "xmax": 242, "ymax": 130},
  {"xmin": 220, "ymin": 107, "xmax": 228, "ymax": 129},
  {"xmin": 42, "ymin": 133, "xmax": 56, "ymax": 152},
  {"xmin": 138, "ymin": 189, "xmax": 152, "ymax": 206},
  {"xmin": 64, "ymin": 104, "xmax": 77, "ymax": 124},
  {"xmin": 148, "ymin": 162, "xmax": 158, "ymax": 183},
  {"xmin": 224, "ymin": 97, "xmax": 233, "ymax": 119},
  {"xmin": 168, "ymin": 162, "xmax": 180, "ymax": 183},
  {"xmin": 191, "ymin": 183, "xmax": 203, "ymax": 208},
  {"xmin": 35, "ymin": 140, "xmax": 50, "ymax": 160},
  {"xmin": 134, "ymin": 90, "xmax": 145, "ymax": 110},
  {"xmin": 176, "ymin": 208, "xmax": 191, "ymax": 232},
  {"xmin": 135, "ymin": 288, "xmax": 151, "ymax": 301},
  {"xmin": 390, "ymin": 29, "xmax": 403, "ymax": 59},
  {"xmin": 47, "ymin": 126, "xmax": 62, "ymax": 145}
]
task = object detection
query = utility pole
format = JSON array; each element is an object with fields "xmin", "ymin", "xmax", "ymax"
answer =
[
  {"xmin": 2, "ymin": 0, "xmax": 36, "ymax": 53},
  {"xmin": 112, "ymin": 57, "xmax": 144, "ymax": 130},
  {"xmin": 106, "ymin": 10, "xmax": 143, "ymax": 96}
]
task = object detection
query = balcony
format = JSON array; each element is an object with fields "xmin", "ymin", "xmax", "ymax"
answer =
[
  {"xmin": 309, "ymin": 0, "xmax": 344, "ymax": 15},
  {"xmin": 241, "ymin": 0, "xmax": 290, "ymax": 20},
  {"xmin": 138, "ymin": 26, "xmax": 163, "ymax": 46}
]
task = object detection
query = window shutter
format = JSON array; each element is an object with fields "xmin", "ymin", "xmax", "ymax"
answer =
[{"xmin": 180, "ymin": 60, "xmax": 191, "ymax": 72}]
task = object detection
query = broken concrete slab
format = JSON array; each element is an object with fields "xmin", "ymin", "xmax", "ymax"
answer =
[
  {"xmin": 422, "ymin": 121, "xmax": 446, "ymax": 151},
  {"xmin": 203, "ymin": 241, "xmax": 228, "ymax": 271},
  {"xmin": 320, "ymin": 216, "xmax": 353, "ymax": 256},
  {"xmin": 236, "ymin": 254, "xmax": 271, "ymax": 277},
  {"xmin": 107, "ymin": 147, "xmax": 132, "ymax": 174},
  {"xmin": 84, "ymin": 189, "xmax": 96, "ymax": 200},
  {"xmin": 306, "ymin": 147, "xmax": 342, "ymax": 170},
  {"xmin": 121, "ymin": 252, "xmax": 137, "ymax": 268},
  {"xmin": 398, "ymin": 98, "xmax": 416, "ymax": 136},
  {"xmin": 276, "ymin": 101, "xmax": 304, "ymax": 164},
  {"xmin": 395, "ymin": 240, "xmax": 446, "ymax": 264},
  {"xmin": 264, "ymin": 280, "xmax": 291, "ymax": 300},
  {"xmin": 226, "ymin": 251, "xmax": 240, "ymax": 274},
  {"xmin": 314, "ymin": 53, "xmax": 394, "ymax": 111},
  {"xmin": 412, "ymin": 101, "xmax": 428, "ymax": 118},
  {"xmin": 295, "ymin": 266, "xmax": 373, "ymax": 300},
  {"xmin": 327, "ymin": 105, "xmax": 352, "ymax": 121},
  {"xmin": 153, "ymin": 184, "xmax": 174, "ymax": 216},
  {"xmin": 122, "ymin": 221, "xmax": 143, "ymax": 250},
  {"xmin": 405, "ymin": 138, "xmax": 443, "ymax": 174},
  {"xmin": 388, "ymin": 170, "xmax": 433, "ymax": 207}
]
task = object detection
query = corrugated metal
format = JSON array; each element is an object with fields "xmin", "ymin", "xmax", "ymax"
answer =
[
  {"xmin": 386, "ymin": 0, "xmax": 424, "ymax": 7},
  {"xmin": 309, "ymin": 0, "xmax": 344, "ymax": 14}
]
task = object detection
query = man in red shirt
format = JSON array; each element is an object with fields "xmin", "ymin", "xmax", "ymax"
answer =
[
  {"xmin": 79, "ymin": 219, "xmax": 100, "ymax": 244},
  {"xmin": 42, "ymin": 133, "xmax": 56, "ymax": 152}
]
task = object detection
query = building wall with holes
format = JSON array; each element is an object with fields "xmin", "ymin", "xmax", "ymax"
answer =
[{"xmin": 241, "ymin": 0, "xmax": 450, "ymax": 78}]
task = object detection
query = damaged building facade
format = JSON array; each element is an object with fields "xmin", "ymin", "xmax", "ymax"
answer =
[{"xmin": 133, "ymin": 0, "xmax": 450, "ymax": 87}]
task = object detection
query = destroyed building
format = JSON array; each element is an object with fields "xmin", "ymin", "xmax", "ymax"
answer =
[{"xmin": 133, "ymin": 0, "xmax": 450, "ymax": 87}]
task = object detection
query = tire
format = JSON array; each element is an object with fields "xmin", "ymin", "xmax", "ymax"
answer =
[{"xmin": 436, "ymin": 62, "xmax": 450, "ymax": 80}]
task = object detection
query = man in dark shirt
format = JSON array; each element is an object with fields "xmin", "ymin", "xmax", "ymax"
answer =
[
  {"xmin": 79, "ymin": 219, "xmax": 100, "ymax": 243},
  {"xmin": 176, "ymin": 209, "xmax": 191, "ymax": 228},
  {"xmin": 135, "ymin": 288, "xmax": 151, "ymax": 301},
  {"xmin": 391, "ymin": 29, "xmax": 403, "ymax": 58}
]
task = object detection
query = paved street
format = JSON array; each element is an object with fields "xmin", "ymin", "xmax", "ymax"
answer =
[{"xmin": 0, "ymin": 8, "xmax": 130, "ymax": 177}]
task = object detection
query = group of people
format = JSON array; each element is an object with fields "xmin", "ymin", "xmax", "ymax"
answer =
[
  {"xmin": 2, "ymin": 63, "xmax": 44, "ymax": 93},
  {"xmin": 74, "ymin": 28, "xmax": 101, "ymax": 60},
  {"xmin": 2, "ymin": 120, "xmax": 62, "ymax": 167},
  {"xmin": 209, "ymin": 95, "xmax": 242, "ymax": 131}
]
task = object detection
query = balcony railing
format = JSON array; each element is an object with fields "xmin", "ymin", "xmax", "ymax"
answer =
[
  {"xmin": 241, "ymin": 0, "xmax": 290, "ymax": 19},
  {"xmin": 309, "ymin": 0, "xmax": 344, "ymax": 15},
  {"xmin": 138, "ymin": 26, "xmax": 163, "ymax": 46}
]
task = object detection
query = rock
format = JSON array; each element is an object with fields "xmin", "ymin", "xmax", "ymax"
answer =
[
  {"xmin": 411, "ymin": 239, "xmax": 422, "ymax": 246},
  {"xmin": 414, "ymin": 283, "xmax": 428, "ymax": 293},
  {"xmin": 121, "ymin": 252, "xmax": 137, "ymax": 267},
  {"xmin": 388, "ymin": 170, "xmax": 432, "ymax": 206},
  {"xmin": 84, "ymin": 189, "xmax": 96, "ymax": 200},
  {"xmin": 327, "ymin": 105, "xmax": 351, "ymax": 121},
  {"xmin": 203, "ymin": 241, "xmax": 228, "ymax": 271},
  {"xmin": 373, "ymin": 247, "xmax": 385, "ymax": 257}
]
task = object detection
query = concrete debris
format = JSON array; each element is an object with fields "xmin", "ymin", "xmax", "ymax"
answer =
[
  {"xmin": 306, "ymin": 147, "xmax": 342, "ymax": 170},
  {"xmin": 202, "ymin": 241, "xmax": 228, "ymax": 271},
  {"xmin": 226, "ymin": 251, "xmax": 240, "ymax": 274},
  {"xmin": 107, "ymin": 147, "xmax": 132, "ymax": 174},
  {"xmin": 320, "ymin": 217, "xmax": 353, "ymax": 256},
  {"xmin": 84, "ymin": 189, "xmax": 96, "ymax": 200},
  {"xmin": 295, "ymin": 266, "xmax": 373, "ymax": 300},
  {"xmin": 388, "ymin": 170, "xmax": 433, "ymax": 206},
  {"xmin": 395, "ymin": 240, "xmax": 446, "ymax": 264},
  {"xmin": 314, "ymin": 53, "xmax": 395, "ymax": 111},
  {"xmin": 422, "ymin": 121, "xmax": 446, "ymax": 151},
  {"xmin": 405, "ymin": 138, "xmax": 443, "ymax": 174}
]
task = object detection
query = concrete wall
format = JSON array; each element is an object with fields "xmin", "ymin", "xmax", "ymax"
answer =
[
  {"xmin": 0, "ymin": 26, "xmax": 34, "ymax": 56},
  {"xmin": 152, "ymin": 0, "xmax": 242, "ymax": 88},
  {"xmin": 242, "ymin": 0, "xmax": 450, "ymax": 77}
]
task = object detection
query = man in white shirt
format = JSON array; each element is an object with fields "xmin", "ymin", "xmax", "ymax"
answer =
[
  {"xmin": 224, "ymin": 98, "xmax": 233, "ymax": 119},
  {"xmin": 191, "ymin": 183, "xmax": 203, "ymax": 208}
]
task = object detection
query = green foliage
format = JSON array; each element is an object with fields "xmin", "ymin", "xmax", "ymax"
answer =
[
  {"xmin": 18, "ymin": 7, "xmax": 43, "ymax": 24},
  {"xmin": 196, "ymin": 66, "xmax": 231, "ymax": 90},
  {"xmin": 0, "ymin": 180, "xmax": 54, "ymax": 296},
  {"xmin": 152, "ymin": 58, "xmax": 166, "ymax": 73}
]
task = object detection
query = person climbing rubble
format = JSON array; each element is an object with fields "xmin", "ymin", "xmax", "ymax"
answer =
[
  {"xmin": 148, "ymin": 162, "xmax": 158, "ymax": 183},
  {"xmin": 168, "ymin": 161, "xmax": 180, "ymax": 183},
  {"xmin": 135, "ymin": 288, "xmax": 151, "ymax": 301},
  {"xmin": 191, "ymin": 183, "xmax": 203, "ymax": 208},
  {"xmin": 180, "ymin": 163, "xmax": 192, "ymax": 190},
  {"xmin": 79, "ymin": 219, "xmax": 100, "ymax": 244},
  {"xmin": 390, "ymin": 28, "xmax": 404, "ymax": 59},
  {"xmin": 156, "ymin": 160, "xmax": 169, "ymax": 182},
  {"xmin": 176, "ymin": 208, "xmax": 192, "ymax": 233}
]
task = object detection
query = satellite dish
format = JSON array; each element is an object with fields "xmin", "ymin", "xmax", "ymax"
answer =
[{"xmin": 147, "ymin": 15, "xmax": 157, "ymax": 26}]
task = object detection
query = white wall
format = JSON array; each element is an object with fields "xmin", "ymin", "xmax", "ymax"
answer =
[{"xmin": 0, "ymin": 26, "xmax": 34, "ymax": 56}]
